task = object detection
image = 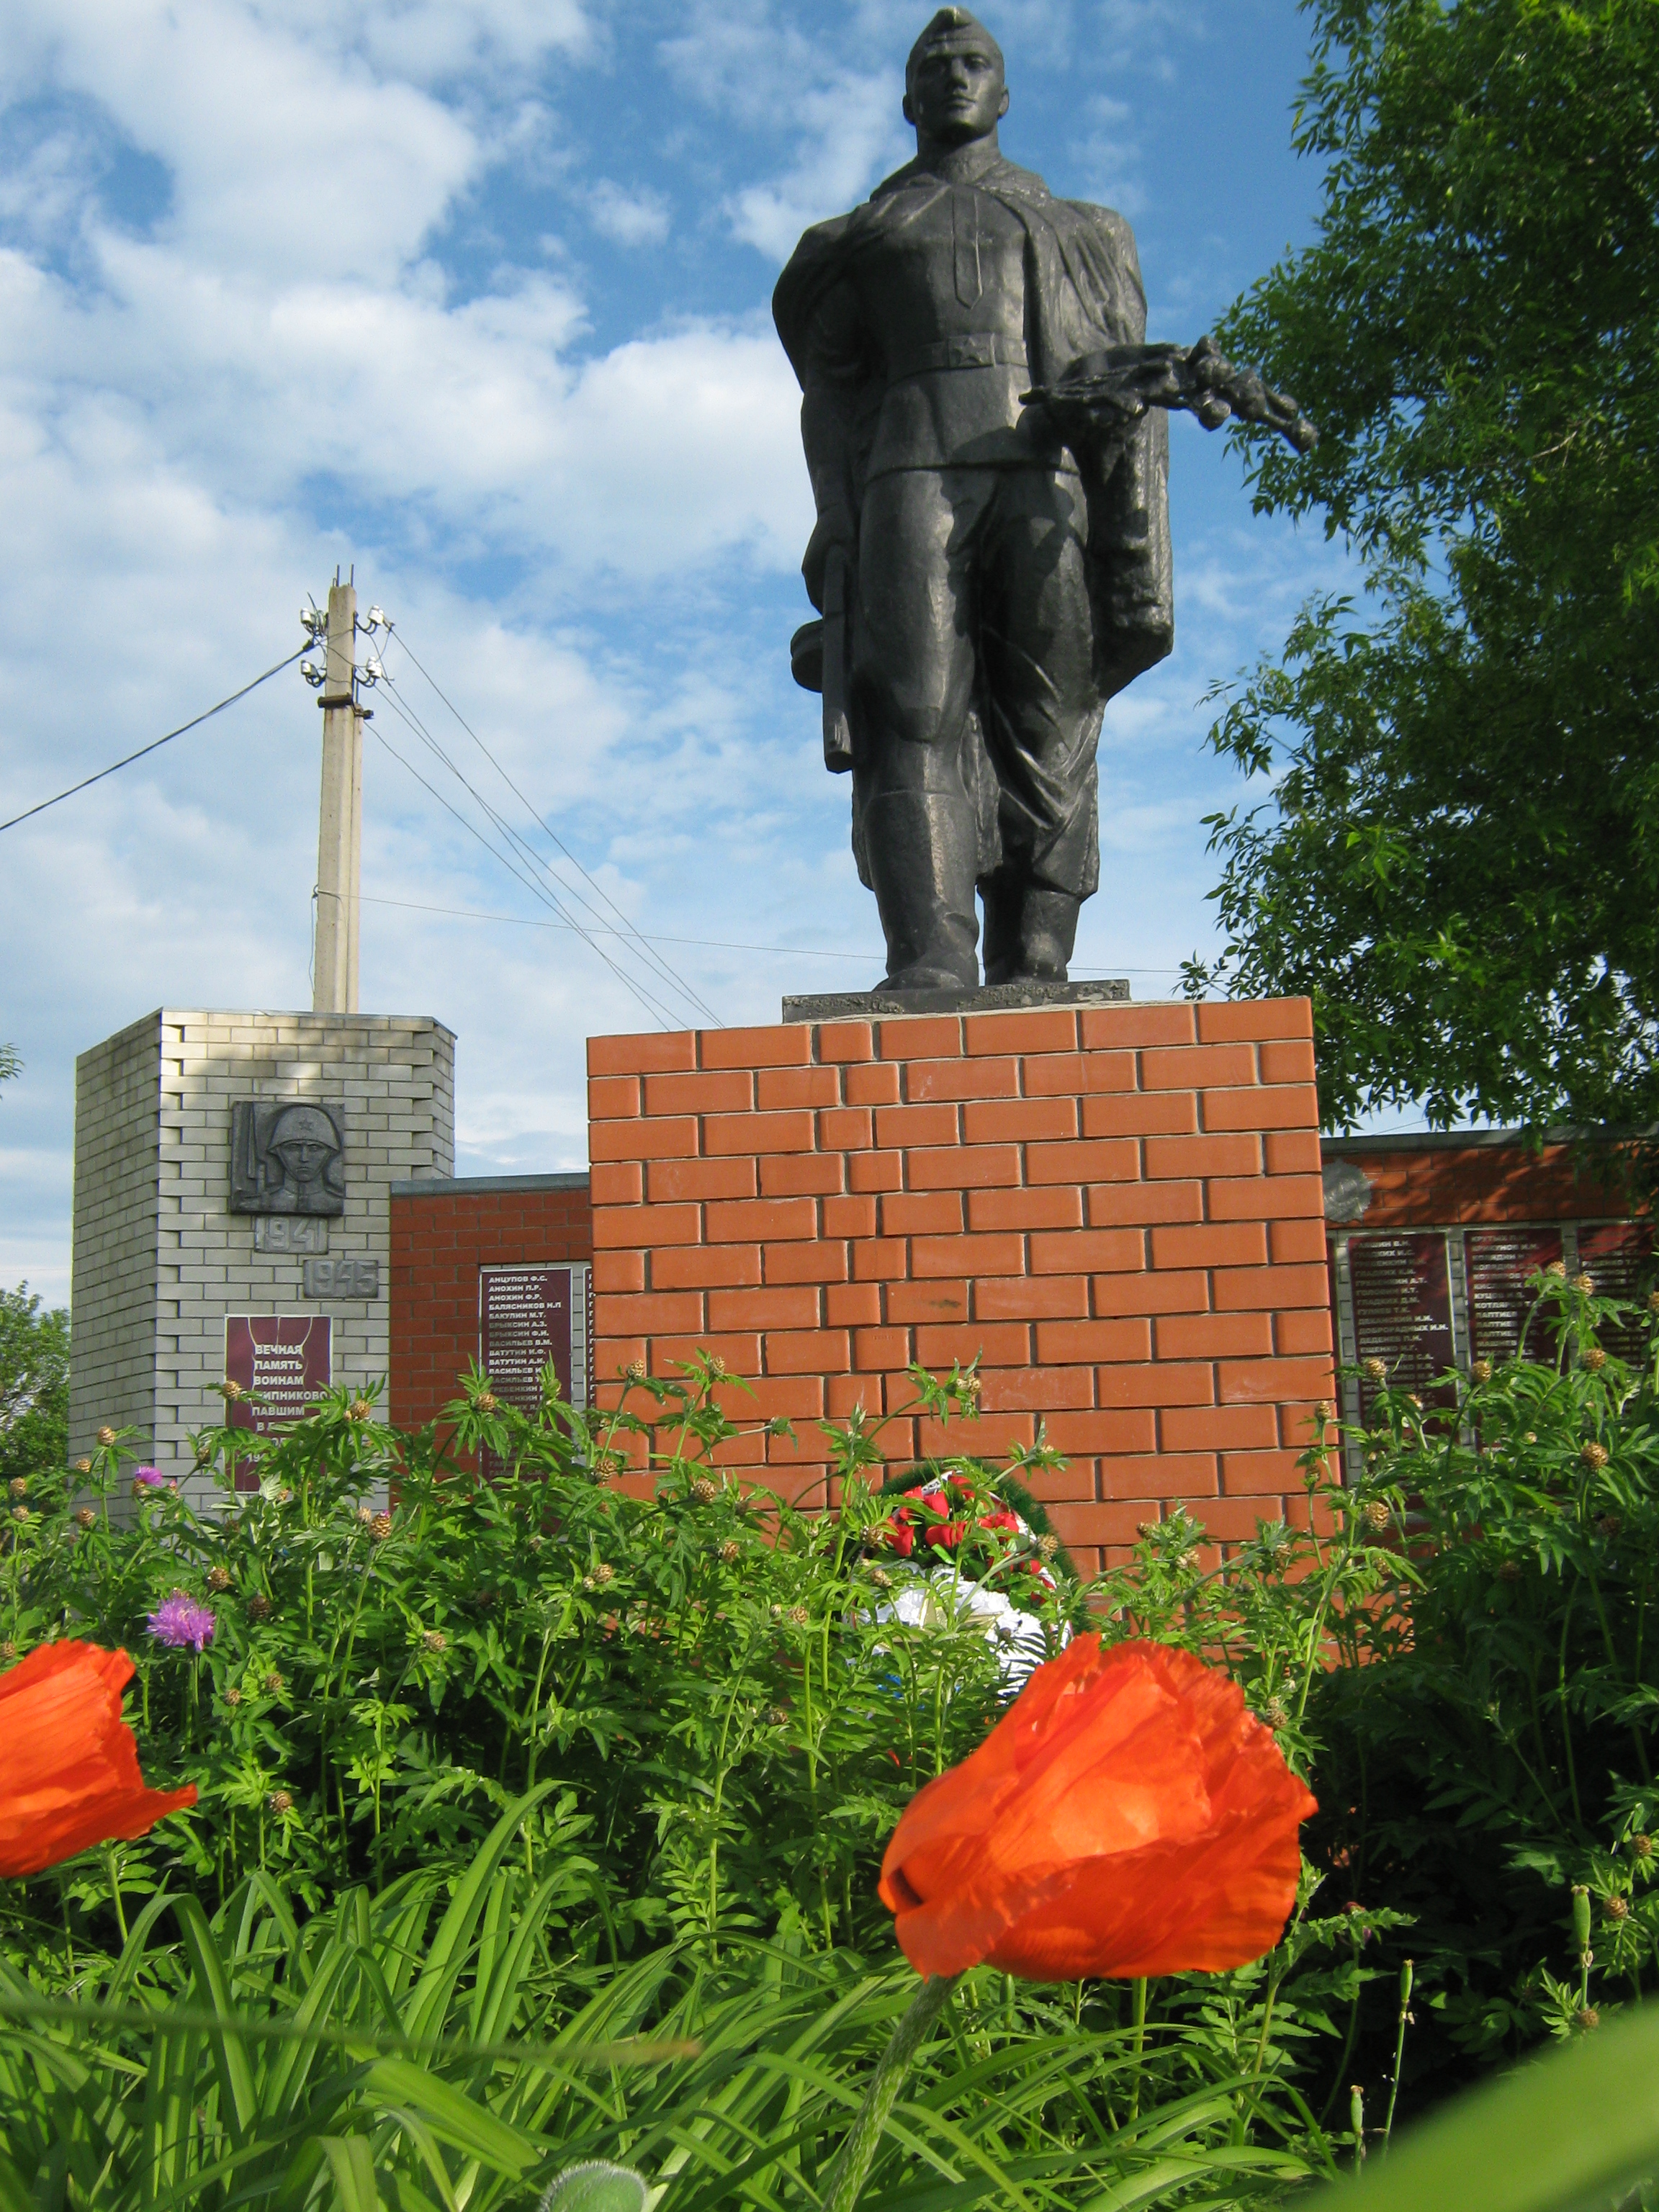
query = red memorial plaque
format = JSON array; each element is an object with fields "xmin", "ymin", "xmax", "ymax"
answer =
[
  {"xmin": 224, "ymin": 1316, "xmax": 333, "ymax": 1491},
  {"xmin": 480, "ymin": 1264, "xmax": 590, "ymax": 1419},
  {"xmin": 1346, "ymin": 1232, "xmax": 1457, "ymax": 1417},
  {"xmin": 1577, "ymin": 1223, "xmax": 1655, "ymax": 1361},
  {"xmin": 1465, "ymin": 1226, "xmax": 1563, "ymax": 1366}
]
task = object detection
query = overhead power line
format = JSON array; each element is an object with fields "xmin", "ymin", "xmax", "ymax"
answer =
[
  {"xmin": 354, "ymin": 892, "xmax": 1188, "ymax": 975},
  {"xmin": 0, "ymin": 647, "xmax": 308, "ymax": 836},
  {"xmin": 367, "ymin": 678, "xmax": 693, "ymax": 1032},
  {"xmin": 380, "ymin": 631, "xmax": 724, "ymax": 1028}
]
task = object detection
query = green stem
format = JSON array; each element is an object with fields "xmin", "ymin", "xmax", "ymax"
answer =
[
  {"xmin": 819, "ymin": 1974, "xmax": 959, "ymax": 2212},
  {"xmin": 1128, "ymin": 1976, "xmax": 1148, "ymax": 2120},
  {"xmin": 1381, "ymin": 1959, "xmax": 1413, "ymax": 2153},
  {"xmin": 1558, "ymin": 1581, "xmax": 1584, "ymax": 1826},
  {"xmin": 102, "ymin": 1846, "xmax": 128, "ymax": 1947}
]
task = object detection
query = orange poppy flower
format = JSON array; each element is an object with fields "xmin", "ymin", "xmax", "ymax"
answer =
[
  {"xmin": 0, "ymin": 1641, "xmax": 197, "ymax": 1878},
  {"xmin": 878, "ymin": 1635, "xmax": 1317, "ymax": 1981}
]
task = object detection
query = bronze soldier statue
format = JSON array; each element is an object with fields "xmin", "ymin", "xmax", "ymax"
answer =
[{"xmin": 775, "ymin": 8, "xmax": 1174, "ymax": 992}]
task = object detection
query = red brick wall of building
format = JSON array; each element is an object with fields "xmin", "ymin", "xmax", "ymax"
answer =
[
  {"xmin": 389, "ymin": 1175, "xmax": 593, "ymax": 1436},
  {"xmin": 1322, "ymin": 1136, "xmax": 1632, "ymax": 1228},
  {"xmin": 585, "ymin": 1000, "xmax": 1336, "ymax": 1575}
]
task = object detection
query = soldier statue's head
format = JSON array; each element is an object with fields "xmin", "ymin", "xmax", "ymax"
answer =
[
  {"xmin": 267, "ymin": 1104, "xmax": 341, "ymax": 1205},
  {"xmin": 902, "ymin": 9, "xmax": 1009, "ymax": 148}
]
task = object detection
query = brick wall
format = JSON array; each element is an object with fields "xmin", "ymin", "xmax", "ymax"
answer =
[
  {"xmin": 71, "ymin": 1013, "xmax": 165, "ymax": 1458},
  {"xmin": 390, "ymin": 1174, "xmax": 594, "ymax": 1436},
  {"xmin": 588, "ymin": 1000, "xmax": 1335, "ymax": 1574},
  {"xmin": 1323, "ymin": 1133, "xmax": 1633, "ymax": 1228}
]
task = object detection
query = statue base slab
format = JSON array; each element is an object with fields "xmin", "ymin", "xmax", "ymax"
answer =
[
  {"xmin": 587, "ymin": 997, "xmax": 1334, "ymax": 1574},
  {"xmin": 782, "ymin": 978, "xmax": 1130, "ymax": 1022}
]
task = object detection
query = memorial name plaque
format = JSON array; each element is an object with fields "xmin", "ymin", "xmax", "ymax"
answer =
[
  {"xmin": 223, "ymin": 1316, "xmax": 333, "ymax": 1492},
  {"xmin": 1346, "ymin": 1232, "xmax": 1457, "ymax": 1419},
  {"xmin": 479, "ymin": 1266, "xmax": 591, "ymax": 1465},
  {"xmin": 302, "ymin": 1256, "xmax": 379, "ymax": 1300},
  {"xmin": 1465, "ymin": 1227, "xmax": 1563, "ymax": 1366},
  {"xmin": 1576, "ymin": 1223, "xmax": 1655, "ymax": 1361},
  {"xmin": 254, "ymin": 1216, "xmax": 328, "ymax": 1254}
]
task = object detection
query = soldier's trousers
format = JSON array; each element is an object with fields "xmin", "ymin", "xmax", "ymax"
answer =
[{"xmin": 850, "ymin": 462, "xmax": 1103, "ymax": 897}]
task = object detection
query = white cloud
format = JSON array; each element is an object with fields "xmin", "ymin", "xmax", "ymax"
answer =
[{"xmin": 588, "ymin": 180, "xmax": 670, "ymax": 247}]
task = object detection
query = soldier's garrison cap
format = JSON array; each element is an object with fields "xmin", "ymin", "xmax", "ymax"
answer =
[{"xmin": 906, "ymin": 9, "xmax": 1005, "ymax": 86}]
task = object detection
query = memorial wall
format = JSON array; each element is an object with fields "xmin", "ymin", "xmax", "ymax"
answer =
[{"xmin": 70, "ymin": 1008, "xmax": 454, "ymax": 1505}]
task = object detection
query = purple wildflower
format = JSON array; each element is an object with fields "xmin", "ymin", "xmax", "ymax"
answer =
[
  {"xmin": 132, "ymin": 1466, "xmax": 168, "ymax": 1488},
  {"xmin": 147, "ymin": 1589, "xmax": 216, "ymax": 1652}
]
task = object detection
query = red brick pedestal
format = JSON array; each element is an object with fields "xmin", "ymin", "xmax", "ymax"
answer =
[{"xmin": 588, "ymin": 999, "xmax": 1334, "ymax": 1574}]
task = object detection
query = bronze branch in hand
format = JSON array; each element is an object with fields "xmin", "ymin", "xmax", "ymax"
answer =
[{"xmin": 1024, "ymin": 336, "xmax": 1318, "ymax": 457}]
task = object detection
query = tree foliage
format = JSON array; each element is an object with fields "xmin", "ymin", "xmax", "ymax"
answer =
[
  {"xmin": 0, "ymin": 1285, "xmax": 68, "ymax": 1491},
  {"xmin": 1192, "ymin": 0, "xmax": 1659, "ymax": 1130}
]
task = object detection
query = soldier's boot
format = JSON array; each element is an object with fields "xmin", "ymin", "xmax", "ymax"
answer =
[
  {"xmin": 981, "ymin": 876, "xmax": 1080, "ymax": 985},
  {"xmin": 865, "ymin": 792, "xmax": 980, "ymax": 991}
]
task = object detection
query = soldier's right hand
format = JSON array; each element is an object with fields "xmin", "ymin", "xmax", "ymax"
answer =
[{"xmin": 802, "ymin": 508, "xmax": 854, "ymax": 611}]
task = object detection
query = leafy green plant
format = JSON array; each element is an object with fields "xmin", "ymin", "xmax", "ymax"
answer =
[
  {"xmin": 0, "ymin": 1788, "xmax": 1336, "ymax": 2212},
  {"xmin": 1, "ymin": 1361, "xmax": 1074, "ymax": 1966}
]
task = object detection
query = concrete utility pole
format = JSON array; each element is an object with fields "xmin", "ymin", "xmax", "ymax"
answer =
[{"xmin": 313, "ymin": 574, "xmax": 362, "ymax": 1014}]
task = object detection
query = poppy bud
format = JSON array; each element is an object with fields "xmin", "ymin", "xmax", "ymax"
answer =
[
  {"xmin": 1349, "ymin": 2085, "xmax": 1365, "ymax": 2154},
  {"xmin": 1572, "ymin": 1886, "xmax": 1592, "ymax": 1951}
]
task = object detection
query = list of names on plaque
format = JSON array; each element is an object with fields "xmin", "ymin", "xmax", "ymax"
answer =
[
  {"xmin": 480, "ymin": 1266, "xmax": 588, "ymax": 1417},
  {"xmin": 1465, "ymin": 1227, "xmax": 1563, "ymax": 1365},
  {"xmin": 1346, "ymin": 1233, "xmax": 1457, "ymax": 1417}
]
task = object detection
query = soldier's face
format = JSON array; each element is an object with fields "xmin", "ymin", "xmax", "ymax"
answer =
[
  {"xmin": 905, "ymin": 40, "xmax": 1009, "ymax": 145},
  {"xmin": 274, "ymin": 1138, "xmax": 329, "ymax": 1184}
]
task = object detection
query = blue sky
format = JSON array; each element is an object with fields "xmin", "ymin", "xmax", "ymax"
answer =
[{"xmin": 0, "ymin": 0, "xmax": 1356, "ymax": 1308}]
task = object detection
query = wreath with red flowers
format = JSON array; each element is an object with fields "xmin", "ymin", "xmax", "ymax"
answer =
[{"xmin": 869, "ymin": 1465, "xmax": 1077, "ymax": 1615}]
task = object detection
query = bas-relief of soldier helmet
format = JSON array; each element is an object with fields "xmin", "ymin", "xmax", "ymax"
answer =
[{"xmin": 269, "ymin": 1105, "xmax": 341, "ymax": 1155}]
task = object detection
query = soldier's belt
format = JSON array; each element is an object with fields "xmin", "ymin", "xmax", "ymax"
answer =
[{"xmin": 888, "ymin": 334, "xmax": 1029, "ymax": 379}]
